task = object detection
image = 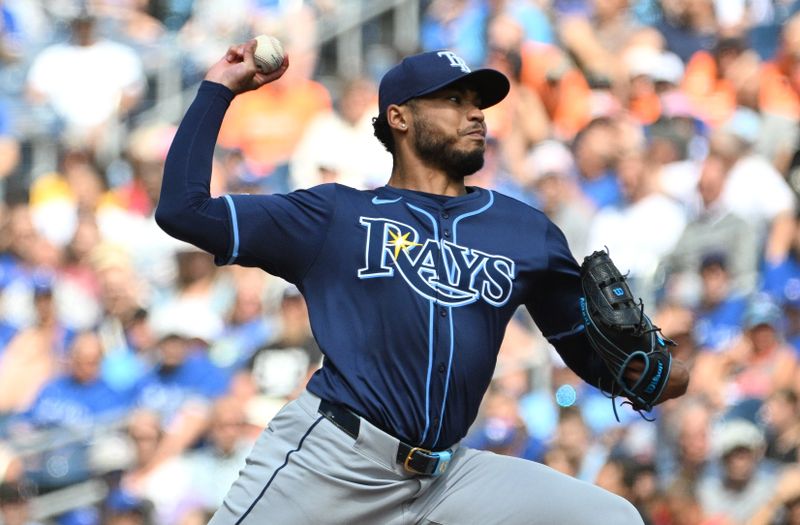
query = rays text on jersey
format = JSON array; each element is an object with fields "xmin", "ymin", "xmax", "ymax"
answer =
[{"xmin": 357, "ymin": 217, "xmax": 515, "ymax": 307}]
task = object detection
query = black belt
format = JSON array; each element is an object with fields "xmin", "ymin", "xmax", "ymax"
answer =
[{"xmin": 318, "ymin": 399, "xmax": 452, "ymax": 476}]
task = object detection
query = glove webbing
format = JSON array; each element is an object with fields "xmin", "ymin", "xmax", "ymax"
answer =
[{"xmin": 580, "ymin": 297, "xmax": 673, "ymax": 420}]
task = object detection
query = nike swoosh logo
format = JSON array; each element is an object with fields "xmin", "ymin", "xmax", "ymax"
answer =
[{"xmin": 371, "ymin": 196, "xmax": 402, "ymax": 205}]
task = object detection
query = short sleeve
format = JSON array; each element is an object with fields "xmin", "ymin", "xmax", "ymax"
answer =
[{"xmin": 220, "ymin": 183, "xmax": 337, "ymax": 283}]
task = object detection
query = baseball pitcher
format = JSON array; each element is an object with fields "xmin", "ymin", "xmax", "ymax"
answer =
[{"xmin": 156, "ymin": 40, "xmax": 690, "ymax": 524}]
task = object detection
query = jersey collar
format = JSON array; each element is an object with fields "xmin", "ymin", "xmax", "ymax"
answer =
[{"xmin": 374, "ymin": 184, "xmax": 488, "ymax": 211}]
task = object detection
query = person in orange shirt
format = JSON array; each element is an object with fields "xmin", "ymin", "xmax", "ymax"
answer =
[
  {"xmin": 217, "ymin": 51, "xmax": 331, "ymax": 193},
  {"xmin": 518, "ymin": 41, "xmax": 592, "ymax": 141},
  {"xmin": 759, "ymin": 13, "xmax": 800, "ymax": 121},
  {"xmin": 681, "ymin": 37, "xmax": 746, "ymax": 127}
]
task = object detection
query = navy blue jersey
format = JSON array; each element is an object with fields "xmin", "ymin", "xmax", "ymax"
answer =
[{"xmin": 157, "ymin": 81, "xmax": 614, "ymax": 450}]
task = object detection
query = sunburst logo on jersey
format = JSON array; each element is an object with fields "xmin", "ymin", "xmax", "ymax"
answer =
[{"xmin": 387, "ymin": 230, "xmax": 421, "ymax": 259}]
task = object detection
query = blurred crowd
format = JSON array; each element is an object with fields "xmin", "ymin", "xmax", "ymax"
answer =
[{"xmin": 3, "ymin": 0, "xmax": 800, "ymax": 524}]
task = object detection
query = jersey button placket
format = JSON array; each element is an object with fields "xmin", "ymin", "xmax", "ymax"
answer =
[
  {"xmin": 438, "ymin": 210, "xmax": 451, "ymax": 320},
  {"xmin": 430, "ymin": 208, "xmax": 452, "ymax": 447}
]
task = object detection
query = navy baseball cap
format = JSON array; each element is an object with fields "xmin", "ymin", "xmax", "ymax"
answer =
[{"xmin": 378, "ymin": 50, "xmax": 510, "ymax": 116}]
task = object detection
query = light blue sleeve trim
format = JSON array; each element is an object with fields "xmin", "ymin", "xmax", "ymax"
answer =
[{"xmin": 222, "ymin": 195, "xmax": 240, "ymax": 265}]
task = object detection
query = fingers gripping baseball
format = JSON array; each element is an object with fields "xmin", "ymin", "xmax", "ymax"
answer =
[{"xmin": 206, "ymin": 39, "xmax": 289, "ymax": 95}]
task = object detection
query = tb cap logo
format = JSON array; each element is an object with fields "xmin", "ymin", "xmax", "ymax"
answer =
[{"xmin": 437, "ymin": 51, "xmax": 470, "ymax": 73}]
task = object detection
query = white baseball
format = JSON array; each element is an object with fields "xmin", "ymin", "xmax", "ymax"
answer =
[{"xmin": 253, "ymin": 35, "xmax": 285, "ymax": 74}]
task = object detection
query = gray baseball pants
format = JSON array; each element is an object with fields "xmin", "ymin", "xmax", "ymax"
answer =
[{"xmin": 208, "ymin": 390, "xmax": 643, "ymax": 524}]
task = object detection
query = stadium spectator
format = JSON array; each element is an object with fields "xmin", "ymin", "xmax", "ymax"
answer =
[
  {"xmin": 0, "ymin": 204, "xmax": 61, "ymax": 327},
  {"xmin": 660, "ymin": 150, "xmax": 759, "ymax": 300},
  {"xmin": 179, "ymin": 396, "xmax": 250, "ymax": 515},
  {"xmin": 698, "ymin": 418, "xmax": 776, "ymax": 524},
  {"xmin": 463, "ymin": 387, "xmax": 544, "ymax": 462},
  {"xmin": 92, "ymin": 245, "xmax": 152, "ymax": 394},
  {"xmin": 520, "ymin": 139, "xmax": 592, "ymax": 259},
  {"xmin": 518, "ymin": 41, "xmax": 593, "ymax": 141},
  {"xmin": 121, "ymin": 409, "xmax": 187, "ymax": 525},
  {"xmin": 624, "ymin": 45, "xmax": 686, "ymax": 125},
  {"xmin": 586, "ymin": 139, "xmax": 687, "ymax": 302},
  {"xmin": 761, "ymin": 388, "xmax": 800, "ymax": 464},
  {"xmin": 114, "ymin": 122, "xmax": 177, "ymax": 218},
  {"xmin": 551, "ymin": 406, "xmax": 609, "ymax": 484},
  {"xmin": 11, "ymin": 331, "xmax": 129, "ymax": 490},
  {"xmin": 482, "ymin": 18, "xmax": 551, "ymax": 180},
  {"xmin": 690, "ymin": 253, "xmax": 748, "ymax": 354},
  {"xmin": 290, "ymin": 76, "xmax": 391, "ymax": 190},
  {"xmin": 571, "ymin": 117, "xmax": 623, "ymax": 210},
  {"xmin": 716, "ymin": 295, "xmax": 798, "ymax": 406},
  {"xmin": 682, "ymin": 36, "xmax": 748, "ymax": 127},
  {"xmin": 240, "ymin": 284, "xmax": 321, "ymax": 401},
  {"xmin": 160, "ymin": 241, "xmax": 234, "ymax": 318},
  {"xmin": 658, "ymin": 397, "xmax": 714, "ymax": 491},
  {"xmin": 25, "ymin": 9, "xmax": 145, "ymax": 158},
  {"xmin": 655, "ymin": 0, "xmax": 719, "ymax": 63},
  {"xmin": 28, "ymin": 145, "xmax": 118, "ymax": 249},
  {"xmin": 707, "ymin": 113, "xmax": 796, "ymax": 266},
  {"xmin": 133, "ymin": 301, "xmax": 227, "ymax": 425},
  {"xmin": 760, "ymin": 13, "xmax": 800, "ymax": 121},
  {"xmin": 208, "ymin": 272, "xmax": 276, "ymax": 375},
  {"xmin": 23, "ymin": 331, "xmax": 128, "ymax": 429},
  {"xmin": 749, "ymin": 466, "xmax": 800, "ymax": 525},
  {"xmin": 0, "ymin": 273, "xmax": 74, "ymax": 414},
  {"xmin": 762, "ymin": 214, "xmax": 800, "ymax": 354},
  {"xmin": 659, "ymin": 477, "xmax": 726, "ymax": 525},
  {"xmin": 557, "ymin": 0, "xmax": 645, "ymax": 90}
]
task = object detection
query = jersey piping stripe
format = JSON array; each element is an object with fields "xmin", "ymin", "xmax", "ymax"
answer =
[
  {"xmin": 546, "ymin": 324, "xmax": 586, "ymax": 342},
  {"xmin": 407, "ymin": 203, "xmax": 438, "ymax": 444},
  {"xmin": 432, "ymin": 308, "xmax": 455, "ymax": 448},
  {"xmin": 431, "ymin": 191, "xmax": 495, "ymax": 447},
  {"xmin": 235, "ymin": 416, "xmax": 324, "ymax": 524},
  {"xmin": 420, "ymin": 301, "xmax": 434, "ymax": 443},
  {"xmin": 222, "ymin": 195, "xmax": 241, "ymax": 265},
  {"xmin": 451, "ymin": 191, "xmax": 495, "ymax": 245}
]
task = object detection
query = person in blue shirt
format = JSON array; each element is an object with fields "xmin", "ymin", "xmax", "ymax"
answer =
[
  {"xmin": 132, "ymin": 307, "xmax": 228, "ymax": 425},
  {"xmin": 463, "ymin": 388, "xmax": 545, "ymax": 462},
  {"xmin": 17, "ymin": 331, "xmax": 128, "ymax": 490},
  {"xmin": 693, "ymin": 253, "xmax": 749, "ymax": 353},
  {"xmin": 24, "ymin": 331, "xmax": 128, "ymax": 428},
  {"xmin": 155, "ymin": 41, "xmax": 689, "ymax": 524}
]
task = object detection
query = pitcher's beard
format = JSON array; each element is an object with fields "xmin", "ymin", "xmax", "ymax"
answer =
[{"xmin": 413, "ymin": 118, "xmax": 485, "ymax": 179}]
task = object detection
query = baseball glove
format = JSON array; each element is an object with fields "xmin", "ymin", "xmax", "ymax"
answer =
[{"xmin": 579, "ymin": 249, "xmax": 675, "ymax": 418}]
